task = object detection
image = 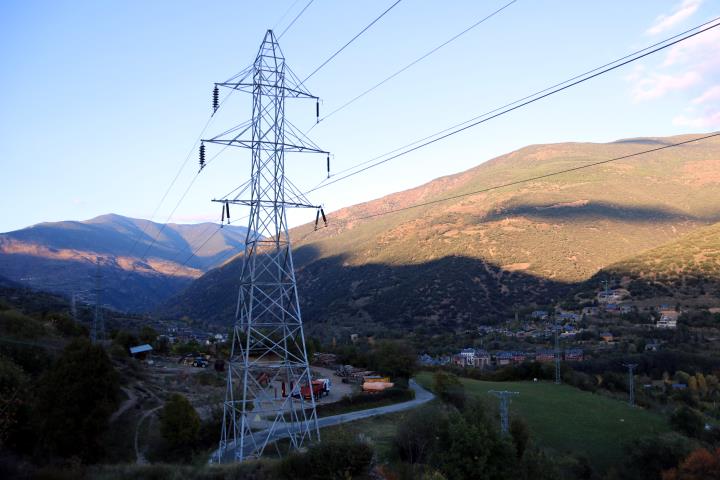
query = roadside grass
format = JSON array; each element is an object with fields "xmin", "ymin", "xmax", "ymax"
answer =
[
  {"xmin": 318, "ymin": 410, "xmax": 410, "ymax": 461},
  {"xmin": 416, "ymin": 371, "xmax": 671, "ymax": 471}
]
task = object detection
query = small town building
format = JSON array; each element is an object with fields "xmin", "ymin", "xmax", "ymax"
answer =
[
  {"xmin": 129, "ymin": 344, "xmax": 153, "ymax": 360},
  {"xmin": 564, "ymin": 348, "xmax": 584, "ymax": 362},
  {"xmin": 535, "ymin": 350, "xmax": 555, "ymax": 363}
]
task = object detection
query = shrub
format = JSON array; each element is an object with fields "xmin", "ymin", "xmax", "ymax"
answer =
[
  {"xmin": 0, "ymin": 310, "xmax": 46, "ymax": 338},
  {"xmin": 279, "ymin": 437, "xmax": 374, "ymax": 480},
  {"xmin": 394, "ymin": 404, "xmax": 447, "ymax": 464},
  {"xmin": 433, "ymin": 371, "xmax": 465, "ymax": 409}
]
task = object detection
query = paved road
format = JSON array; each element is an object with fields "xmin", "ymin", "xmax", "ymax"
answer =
[{"xmin": 212, "ymin": 378, "xmax": 434, "ymax": 462}]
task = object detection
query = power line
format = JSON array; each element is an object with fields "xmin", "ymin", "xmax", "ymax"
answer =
[
  {"xmin": 337, "ymin": 132, "xmax": 720, "ymax": 222},
  {"xmin": 308, "ymin": 16, "xmax": 720, "ymax": 192},
  {"xmin": 122, "ymin": 86, "xmax": 238, "ymax": 265},
  {"xmin": 273, "ymin": 0, "xmax": 302, "ymax": 32},
  {"xmin": 150, "ymin": 18, "xmax": 720, "ymax": 277},
  {"xmin": 313, "ymin": 0, "xmax": 518, "ymax": 126},
  {"xmin": 301, "ymin": 0, "xmax": 404, "ymax": 84},
  {"xmin": 278, "ymin": 0, "xmax": 314, "ymax": 39}
]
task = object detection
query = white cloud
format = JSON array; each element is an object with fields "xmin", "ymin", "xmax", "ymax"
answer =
[
  {"xmin": 662, "ymin": 27, "xmax": 720, "ymax": 67},
  {"xmin": 693, "ymin": 85, "xmax": 720, "ymax": 104},
  {"xmin": 672, "ymin": 109, "xmax": 720, "ymax": 128},
  {"xmin": 626, "ymin": 20, "xmax": 720, "ymax": 128},
  {"xmin": 647, "ymin": 0, "xmax": 703, "ymax": 35},
  {"xmin": 631, "ymin": 71, "xmax": 702, "ymax": 101}
]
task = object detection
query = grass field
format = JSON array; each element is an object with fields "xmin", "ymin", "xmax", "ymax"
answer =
[{"xmin": 416, "ymin": 372, "xmax": 671, "ymax": 471}]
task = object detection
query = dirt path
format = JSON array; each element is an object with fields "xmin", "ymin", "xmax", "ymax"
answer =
[
  {"xmin": 135, "ymin": 405, "xmax": 162, "ymax": 465},
  {"xmin": 110, "ymin": 386, "xmax": 137, "ymax": 423}
]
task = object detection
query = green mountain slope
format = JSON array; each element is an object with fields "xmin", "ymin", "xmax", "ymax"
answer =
[
  {"xmin": 598, "ymin": 220, "xmax": 720, "ymax": 301},
  {"xmin": 167, "ymin": 133, "xmax": 720, "ymax": 335}
]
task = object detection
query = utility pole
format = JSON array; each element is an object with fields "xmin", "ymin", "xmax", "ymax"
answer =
[
  {"xmin": 554, "ymin": 317, "xmax": 562, "ymax": 384},
  {"xmin": 91, "ymin": 257, "xmax": 105, "ymax": 344},
  {"xmin": 489, "ymin": 390, "xmax": 519, "ymax": 435},
  {"xmin": 207, "ymin": 30, "xmax": 329, "ymax": 463},
  {"xmin": 623, "ymin": 363, "xmax": 638, "ymax": 406}
]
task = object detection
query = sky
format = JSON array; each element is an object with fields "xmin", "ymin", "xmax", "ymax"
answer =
[{"xmin": 1, "ymin": 0, "xmax": 719, "ymax": 234}]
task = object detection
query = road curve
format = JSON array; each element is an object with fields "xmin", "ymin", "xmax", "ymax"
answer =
[{"xmin": 211, "ymin": 378, "xmax": 434, "ymax": 462}]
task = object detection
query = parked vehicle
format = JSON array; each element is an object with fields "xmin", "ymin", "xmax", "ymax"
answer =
[
  {"xmin": 315, "ymin": 378, "xmax": 332, "ymax": 395},
  {"xmin": 293, "ymin": 380, "xmax": 329, "ymax": 400},
  {"xmin": 192, "ymin": 357, "xmax": 208, "ymax": 368}
]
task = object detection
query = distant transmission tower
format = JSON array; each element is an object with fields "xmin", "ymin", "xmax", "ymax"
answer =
[
  {"xmin": 623, "ymin": 363, "xmax": 638, "ymax": 406},
  {"xmin": 489, "ymin": 390, "xmax": 519, "ymax": 435},
  {"xmin": 207, "ymin": 30, "xmax": 329, "ymax": 462},
  {"xmin": 71, "ymin": 292, "xmax": 78, "ymax": 321},
  {"xmin": 554, "ymin": 318, "xmax": 562, "ymax": 384},
  {"xmin": 90, "ymin": 257, "xmax": 105, "ymax": 343}
]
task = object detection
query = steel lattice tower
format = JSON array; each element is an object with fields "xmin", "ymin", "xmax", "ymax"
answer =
[
  {"xmin": 91, "ymin": 257, "xmax": 105, "ymax": 344},
  {"xmin": 623, "ymin": 363, "xmax": 638, "ymax": 406},
  {"xmin": 206, "ymin": 30, "xmax": 329, "ymax": 462},
  {"xmin": 489, "ymin": 390, "xmax": 519, "ymax": 435}
]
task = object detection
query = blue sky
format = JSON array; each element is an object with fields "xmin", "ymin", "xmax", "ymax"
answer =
[{"xmin": 1, "ymin": 0, "xmax": 719, "ymax": 234}]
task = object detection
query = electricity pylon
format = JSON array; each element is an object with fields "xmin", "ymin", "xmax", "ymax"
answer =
[
  {"xmin": 489, "ymin": 390, "xmax": 519, "ymax": 435},
  {"xmin": 623, "ymin": 363, "xmax": 638, "ymax": 406},
  {"xmin": 206, "ymin": 30, "xmax": 329, "ymax": 463},
  {"xmin": 90, "ymin": 257, "xmax": 105, "ymax": 344},
  {"xmin": 554, "ymin": 318, "xmax": 562, "ymax": 384}
]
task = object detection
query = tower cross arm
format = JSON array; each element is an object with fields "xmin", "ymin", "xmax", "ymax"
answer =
[
  {"xmin": 216, "ymin": 82, "xmax": 318, "ymax": 100},
  {"xmin": 203, "ymin": 138, "xmax": 328, "ymax": 154},
  {"xmin": 212, "ymin": 199, "xmax": 321, "ymax": 209}
]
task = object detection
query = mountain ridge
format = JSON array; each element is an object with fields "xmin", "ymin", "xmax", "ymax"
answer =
[
  {"xmin": 0, "ymin": 213, "xmax": 249, "ymax": 311},
  {"xmin": 163, "ymin": 133, "xmax": 720, "ymax": 334}
]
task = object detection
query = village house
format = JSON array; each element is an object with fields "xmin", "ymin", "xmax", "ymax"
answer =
[
  {"xmin": 511, "ymin": 351, "xmax": 528, "ymax": 364},
  {"xmin": 495, "ymin": 351, "xmax": 514, "ymax": 366},
  {"xmin": 452, "ymin": 348, "xmax": 491, "ymax": 369},
  {"xmin": 600, "ymin": 332, "xmax": 614, "ymax": 342},
  {"xmin": 564, "ymin": 348, "xmax": 584, "ymax": 362},
  {"xmin": 558, "ymin": 312, "xmax": 581, "ymax": 322},
  {"xmin": 535, "ymin": 349, "xmax": 555, "ymax": 363}
]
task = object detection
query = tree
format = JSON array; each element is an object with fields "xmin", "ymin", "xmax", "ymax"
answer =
[
  {"xmin": 662, "ymin": 447, "xmax": 720, "ymax": 480},
  {"xmin": 670, "ymin": 406, "xmax": 705, "ymax": 439},
  {"xmin": 618, "ymin": 433, "xmax": 694, "ymax": 480},
  {"xmin": 371, "ymin": 340, "xmax": 417, "ymax": 380},
  {"xmin": 160, "ymin": 393, "xmax": 200, "ymax": 457},
  {"xmin": 112, "ymin": 329, "xmax": 138, "ymax": 353},
  {"xmin": 0, "ymin": 356, "xmax": 28, "ymax": 448},
  {"xmin": 510, "ymin": 417, "xmax": 530, "ymax": 459},
  {"xmin": 433, "ymin": 371, "xmax": 465, "ymax": 409},
  {"xmin": 34, "ymin": 339, "xmax": 120, "ymax": 461},
  {"xmin": 695, "ymin": 373, "xmax": 708, "ymax": 397},
  {"xmin": 433, "ymin": 402, "xmax": 515, "ymax": 480},
  {"xmin": 138, "ymin": 325, "xmax": 158, "ymax": 345}
]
